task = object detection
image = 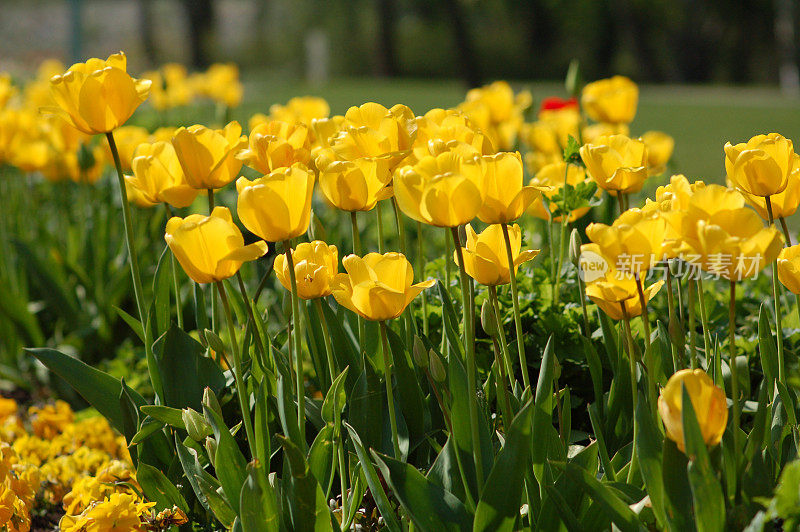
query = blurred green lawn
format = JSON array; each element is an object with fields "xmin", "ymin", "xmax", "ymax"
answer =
[{"xmin": 236, "ymin": 76, "xmax": 800, "ymax": 183}]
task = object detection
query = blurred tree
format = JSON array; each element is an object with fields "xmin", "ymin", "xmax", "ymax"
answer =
[
  {"xmin": 182, "ymin": 0, "xmax": 215, "ymax": 68},
  {"xmin": 139, "ymin": 0, "xmax": 157, "ymax": 66},
  {"xmin": 377, "ymin": 0, "xmax": 399, "ymax": 76}
]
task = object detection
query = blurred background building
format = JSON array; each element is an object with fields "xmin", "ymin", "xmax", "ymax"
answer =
[{"xmin": 1, "ymin": 0, "xmax": 798, "ymax": 93}]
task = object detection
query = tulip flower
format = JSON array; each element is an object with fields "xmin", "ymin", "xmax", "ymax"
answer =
[
  {"xmin": 477, "ymin": 151, "xmax": 541, "ymax": 224},
  {"xmin": 171, "ymin": 121, "xmax": 248, "ymax": 190},
  {"xmin": 579, "ymin": 134, "xmax": 649, "ymax": 196},
  {"xmin": 318, "ymin": 156, "xmax": 394, "ymax": 212},
  {"xmin": 658, "ymin": 369, "xmax": 728, "ymax": 453},
  {"xmin": 165, "ymin": 207, "xmax": 268, "ymax": 284},
  {"xmin": 144, "ymin": 63, "xmax": 193, "ymax": 110},
  {"xmin": 736, "ymin": 166, "xmax": 800, "ymax": 221},
  {"xmin": 458, "ymin": 81, "xmax": 531, "ymax": 151},
  {"xmin": 583, "ymin": 262, "xmax": 664, "ymax": 321},
  {"xmin": 393, "ymin": 151, "xmax": 485, "ymax": 227},
  {"xmin": 411, "ymin": 109, "xmax": 494, "ymax": 164},
  {"xmin": 274, "ymin": 241, "xmax": 338, "ymax": 300},
  {"xmin": 236, "ymin": 163, "xmax": 315, "ymax": 243},
  {"xmin": 778, "ymin": 245, "xmax": 800, "ymax": 294},
  {"xmin": 581, "ymin": 75, "xmax": 638, "ymax": 125},
  {"xmin": 456, "ymin": 224, "xmax": 539, "ymax": 286},
  {"xmin": 268, "ymin": 96, "xmax": 331, "ymax": 127},
  {"xmin": 192, "ymin": 63, "xmax": 243, "ymax": 108},
  {"xmin": 585, "ymin": 208, "xmax": 667, "ymax": 275},
  {"xmin": 327, "ymin": 102, "xmax": 414, "ymax": 168},
  {"xmin": 236, "ymin": 120, "xmax": 312, "ymax": 174},
  {"xmin": 0, "ymin": 73, "xmax": 14, "ymax": 109},
  {"xmin": 332, "ymin": 252, "xmax": 434, "ymax": 322},
  {"xmin": 725, "ymin": 133, "xmax": 798, "ymax": 198},
  {"xmin": 46, "ymin": 52, "xmax": 151, "ymax": 135},
  {"xmin": 641, "ymin": 130, "xmax": 674, "ymax": 176},
  {"xmin": 527, "ymin": 162, "xmax": 593, "ymax": 223},
  {"xmin": 124, "ymin": 141, "xmax": 199, "ymax": 208}
]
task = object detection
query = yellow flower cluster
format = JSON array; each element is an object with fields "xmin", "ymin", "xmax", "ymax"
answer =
[{"xmin": 144, "ymin": 61, "xmax": 244, "ymax": 110}]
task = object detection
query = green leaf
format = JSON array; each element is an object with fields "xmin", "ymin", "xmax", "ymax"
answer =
[
  {"xmin": 253, "ymin": 377, "xmax": 272, "ymax": 469},
  {"xmin": 152, "ymin": 245, "xmax": 172, "ymax": 337},
  {"xmin": 27, "ymin": 347, "xmax": 146, "ymax": 433},
  {"xmin": 372, "ymin": 450, "xmax": 472, "ymax": 532},
  {"xmin": 634, "ymin": 396, "xmax": 667, "ymax": 529},
  {"xmin": 137, "ymin": 462, "xmax": 190, "ymax": 513},
  {"xmin": 533, "ymin": 336, "xmax": 556, "ymax": 485},
  {"xmin": 387, "ymin": 327, "xmax": 427, "ymax": 441},
  {"xmin": 557, "ymin": 461, "xmax": 645, "ymax": 532},
  {"xmin": 758, "ymin": 303, "xmax": 778, "ymax": 390},
  {"xmin": 437, "ymin": 280, "xmax": 464, "ymax": 357},
  {"xmin": 580, "ymin": 336, "xmax": 604, "ymax": 412},
  {"xmin": 276, "ymin": 435, "xmax": 333, "ymax": 532},
  {"xmin": 661, "ymin": 438, "xmax": 694, "ymax": 531},
  {"xmin": 130, "ymin": 417, "xmax": 165, "ymax": 445},
  {"xmin": 474, "ymin": 400, "xmax": 534, "ymax": 532},
  {"xmin": 140, "ymin": 405, "xmax": 186, "ymax": 430},
  {"xmin": 176, "ymin": 438, "xmax": 236, "ymax": 528},
  {"xmin": 344, "ymin": 423, "xmax": 401, "ymax": 531},
  {"xmin": 319, "ymin": 299, "xmax": 362, "ymax": 390},
  {"xmin": 349, "ymin": 363, "xmax": 384, "ymax": 452},
  {"xmin": 308, "ymin": 423, "xmax": 335, "ymax": 498},
  {"xmin": 204, "ymin": 405, "xmax": 248, "ymax": 514},
  {"xmin": 153, "ymin": 325, "xmax": 227, "ymax": 411},
  {"xmin": 114, "ymin": 305, "xmax": 144, "ymax": 342},
  {"xmin": 321, "ymin": 366, "xmax": 349, "ymax": 424},
  {"xmin": 681, "ymin": 385, "xmax": 725, "ymax": 532},
  {"xmin": 239, "ymin": 461, "xmax": 280, "ymax": 532}
]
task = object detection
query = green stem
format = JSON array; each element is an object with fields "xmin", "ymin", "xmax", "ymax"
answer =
[
  {"xmin": 616, "ymin": 192, "xmax": 625, "ymax": 216},
  {"xmin": 350, "ymin": 212, "xmax": 366, "ymax": 359},
  {"xmin": 105, "ymin": 132, "xmax": 162, "ymax": 400},
  {"xmin": 451, "ymin": 227, "xmax": 485, "ymax": 489},
  {"xmin": 379, "ymin": 321, "xmax": 402, "ymax": 459},
  {"xmin": 635, "ymin": 274, "xmax": 656, "ymax": 414},
  {"xmin": 284, "ymin": 242, "xmax": 306, "ymax": 442},
  {"xmin": 577, "ymin": 273, "xmax": 592, "ymax": 338},
  {"xmin": 164, "ymin": 204, "xmax": 184, "ymax": 330},
  {"xmin": 215, "ymin": 281, "xmax": 257, "ymax": 459},
  {"xmin": 417, "ymin": 221, "xmax": 429, "ymax": 336},
  {"xmin": 315, "ymin": 298, "xmax": 348, "ymax": 519},
  {"xmin": 696, "ymin": 277, "xmax": 712, "ymax": 359},
  {"xmin": 208, "ymin": 189, "xmax": 217, "ymax": 333},
  {"xmin": 665, "ymin": 268, "xmax": 681, "ymax": 370},
  {"xmin": 391, "ymin": 197, "xmax": 415, "ymax": 347},
  {"xmin": 236, "ymin": 272, "xmax": 267, "ymax": 365},
  {"xmin": 488, "ymin": 286, "xmax": 514, "ymax": 422},
  {"xmin": 687, "ymin": 276, "xmax": 698, "ymax": 369},
  {"xmin": 766, "ymin": 197, "xmax": 786, "ymax": 385},
  {"xmin": 728, "ymin": 280, "xmax": 740, "ymax": 501},
  {"xmin": 376, "ymin": 202, "xmax": 386, "ymax": 254},
  {"xmin": 552, "ymin": 162, "xmax": 571, "ymax": 307},
  {"xmin": 443, "ymin": 229, "xmax": 452, "ymax": 355},
  {"xmin": 621, "ymin": 302, "xmax": 639, "ymax": 484},
  {"xmin": 501, "ymin": 223, "xmax": 531, "ymax": 389}
]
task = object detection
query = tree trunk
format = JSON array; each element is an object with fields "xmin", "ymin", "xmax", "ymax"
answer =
[
  {"xmin": 442, "ymin": 0, "xmax": 482, "ymax": 87},
  {"xmin": 182, "ymin": 0, "xmax": 215, "ymax": 69},
  {"xmin": 376, "ymin": 0, "xmax": 399, "ymax": 76}
]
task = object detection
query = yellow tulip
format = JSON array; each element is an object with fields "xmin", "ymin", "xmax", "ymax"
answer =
[
  {"xmin": 641, "ymin": 130, "xmax": 674, "ymax": 176},
  {"xmin": 647, "ymin": 175, "xmax": 707, "ymax": 257},
  {"xmin": 582, "ymin": 122, "xmax": 630, "ymax": 145},
  {"xmin": 537, "ymin": 105, "xmax": 581, "ymax": 147},
  {"xmin": 658, "ymin": 369, "xmax": 728, "ymax": 453},
  {"xmin": 171, "ymin": 121, "xmax": 248, "ymax": 190},
  {"xmin": 319, "ymin": 155, "xmax": 394, "ymax": 212},
  {"xmin": 236, "ymin": 163, "xmax": 315, "ymax": 242},
  {"xmin": 237, "ymin": 120, "xmax": 312, "ymax": 174},
  {"xmin": 585, "ymin": 208, "xmax": 667, "ymax": 275},
  {"xmin": 579, "ymin": 134, "xmax": 648, "ymax": 195},
  {"xmin": 47, "ymin": 52, "xmax": 151, "ymax": 135},
  {"xmin": 144, "ymin": 63, "xmax": 193, "ymax": 110},
  {"xmin": 581, "ymin": 75, "xmax": 638, "ymax": 125},
  {"xmin": 274, "ymin": 241, "xmax": 338, "ymax": 300},
  {"xmin": 0, "ymin": 109, "xmax": 20, "ymax": 165},
  {"xmin": 124, "ymin": 141, "xmax": 199, "ymax": 208},
  {"xmin": 331, "ymin": 252, "xmax": 435, "ymax": 321},
  {"xmin": 459, "ymin": 81, "xmax": 531, "ymax": 151},
  {"xmin": 521, "ymin": 121, "xmax": 562, "ymax": 156},
  {"xmin": 735, "ymin": 158, "xmax": 800, "ymax": 220},
  {"xmin": 725, "ymin": 133, "xmax": 798, "ymax": 197},
  {"xmin": 457, "ymin": 224, "xmax": 539, "ymax": 286},
  {"xmin": 582, "ymin": 256, "xmax": 664, "ymax": 321},
  {"xmin": 527, "ymin": 162, "xmax": 592, "ymax": 223},
  {"xmin": 477, "ymin": 151, "xmax": 541, "ymax": 224},
  {"xmin": 0, "ymin": 73, "xmax": 15, "ymax": 109},
  {"xmin": 193, "ymin": 63, "xmax": 243, "ymax": 108},
  {"xmin": 411, "ymin": 109, "xmax": 495, "ymax": 163},
  {"xmin": 328, "ymin": 102, "xmax": 414, "ymax": 168},
  {"xmin": 778, "ymin": 245, "xmax": 800, "ymax": 294},
  {"xmin": 104, "ymin": 125, "xmax": 149, "ymax": 172},
  {"xmin": 678, "ymin": 185, "xmax": 783, "ymax": 281},
  {"xmin": 393, "ymin": 151, "xmax": 484, "ymax": 227},
  {"xmin": 165, "ymin": 207, "xmax": 268, "ymax": 284},
  {"xmin": 269, "ymin": 96, "xmax": 331, "ymax": 126}
]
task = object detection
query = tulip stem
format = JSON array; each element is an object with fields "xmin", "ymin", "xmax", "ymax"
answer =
[
  {"xmin": 635, "ymin": 274, "xmax": 656, "ymax": 414},
  {"xmin": 552, "ymin": 162, "xmax": 571, "ymax": 307},
  {"xmin": 283, "ymin": 241, "xmax": 306, "ymax": 443},
  {"xmin": 443, "ymin": 229, "xmax": 452, "ymax": 355},
  {"xmin": 379, "ymin": 321, "xmax": 402, "ymax": 460},
  {"xmin": 780, "ymin": 216, "xmax": 793, "ymax": 246},
  {"xmin": 207, "ymin": 189, "xmax": 218, "ymax": 333},
  {"xmin": 163, "ymin": 205, "xmax": 184, "ymax": 329},
  {"xmin": 501, "ymin": 223, "xmax": 531, "ymax": 389},
  {"xmin": 620, "ymin": 302, "xmax": 639, "ymax": 484},
  {"xmin": 696, "ymin": 278, "xmax": 713, "ymax": 360},
  {"xmin": 766, "ymin": 197, "xmax": 786, "ymax": 385},
  {"xmin": 687, "ymin": 276, "xmax": 699, "ymax": 369},
  {"xmin": 105, "ymin": 132, "xmax": 163, "ymax": 401},
  {"xmin": 349, "ymin": 212, "xmax": 366, "ymax": 359},
  {"xmin": 728, "ymin": 279, "xmax": 741, "ymax": 500},
  {"xmin": 665, "ymin": 268, "xmax": 682, "ymax": 370},
  {"xmin": 376, "ymin": 202, "xmax": 386, "ymax": 254},
  {"xmin": 417, "ymin": 222, "xmax": 429, "ymax": 336},
  {"xmin": 236, "ymin": 272, "xmax": 267, "ymax": 365},
  {"xmin": 315, "ymin": 298, "xmax": 348, "ymax": 518},
  {"xmin": 488, "ymin": 286, "xmax": 515, "ymax": 420},
  {"xmin": 451, "ymin": 226, "xmax": 486, "ymax": 489},
  {"xmin": 207, "ymin": 188, "xmax": 215, "ymax": 211},
  {"xmin": 391, "ymin": 197, "xmax": 415, "ymax": 347},
  {"xmin": 616, "ymin": 192, "xmax": 625, "ymax": 216},
  {"xmin": 215, "ymin": 281, "xmax": 257, "ymax": 459}
]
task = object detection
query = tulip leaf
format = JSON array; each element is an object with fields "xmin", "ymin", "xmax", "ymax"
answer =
[
  {"xmin": 344, "ymin": 423, "xmax": 402, "ymax": 532},
  {"xmin": 319, "ymin": 299, "xmax": 362, "ymax": 390},
  {"xmin": 176, "ymin": 438, "xmax": 236, "ymax": 528},
  {"xmin": 580, "ymin": 336, "xmax": 604, "ymax": 412},
  {"xmin": 474, "ymin": 399, "xmax": 534, "ymax": 532},
  {"xmin": 276, "ymin": 434, "xmax": 334, "ymax": 532},
  {"xmin": 152, "ymin": 245, "xmax": 172, "ymax": 337},
  {"xmin": 307, "ymin": 423, "xmax": 335, "ymax": 498},
  {"xmin": 427, "ymin": 436, "xmax": 467, "ymax": 503},
  {"xmin": 681, "ymin": 385, "xmax": 725, "ymax": 532},
  {"xmin": 130, "ymin": 417, "xmax": 165, "ymax": 445},
  {"xmin": 194, "ymin": 283, "xmax": 209, "ymax": 337},
  {"xmin": 386, "ymin": 327, "xmax": 427, "ymax": 441},
  {"xmin": 253, "ymin": 377, "xmax": 272, "ymax": 468},
  {"xmin": 372, "ymin": 450, "xmax": 472, "ymax": 532},
  {"xmin": 27, "ymin": 347, "xmax": 147, "ymax": 434},
  {"xmin": 204, "ymin": 404, "xmax": 248, "ymax": 514},
  {"xmin": 634, "ymin": 395, "xmax": 667, "ymax": 529},
  {"xmin": 153, "ymin": 325, "xmax": 227, "ymax": 411},
  {"xmin": 349, "ymin": 363, "xmax": 384, "ymax": 452},
  {"xmin": 532, "ymin": 336, "xmax": 556, "ymax": 484},
  {"xmin": 114, "ymin": 305, "xmax": 145, "ymax": 342},
  {"xmin": 437, "ymin": 280, "xmax": 464, "ymax": 357},
  {"xmin": 137, "ymin": 462, "xmax": 190, "ymax": 513},
  {"xmin": 758, "ymin": 303, "xmax": 778, "ymax": 390},
  {"xmin": 321, "ymin": 366, "xmax": 349, "ymax": 424},
  {"xmin": 140, "ymin": 405, "xmax": 186, "ymax": 430},
  {"xmin": 239, "ymin": 461, "xmax": 280, "ymax": 532}
]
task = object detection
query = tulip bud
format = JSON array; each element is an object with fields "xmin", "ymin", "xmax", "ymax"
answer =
[
  {"xmin": 565, "ymin": 59, "xmax": 582, "ymax": 97},
  {"xmin": 77, "ymin": 142, "xmax": 96, "ymax": 172},
  {"xmin": 204, "ymin": 329, "xmax": 227, "ymax": 358},
  {"xmin": 202, "ymin": 387, "xmax": 223, "ymax": 420},
  {"xmin": 282, "ymin": 292, "xmax": 293, "ymax": 319},
  {"xmin": 429, "ymin": 349, "xmax": 446, "ymax": 382},
  {"xmin": 412, "ymin": 336, "xmax": 428, "ymax": 369},
  {"xmin": 569, "ymin": 228, "xmax": 582, "ymax": 268},
  {"xmin": 481, "ymin": 300, "xmax": 497, "ymax": 337},
  {"xmin": 182, "ymin": 408, "xmax": 212, "ymax": 441},
  {"xmin": 204, "ymin": 437, "xmax": 217, "ymax": 466}
]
